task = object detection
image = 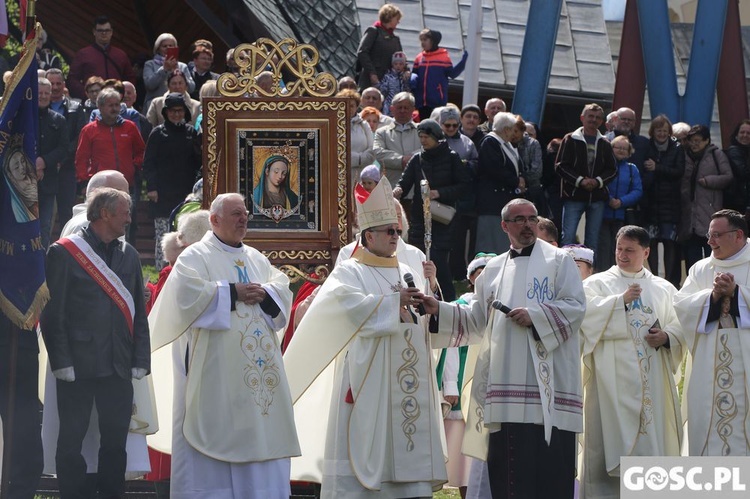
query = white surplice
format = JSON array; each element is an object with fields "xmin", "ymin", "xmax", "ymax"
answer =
[{"xmin": 433, "ymin": 240, "xmax": 586, "ymax": 459}]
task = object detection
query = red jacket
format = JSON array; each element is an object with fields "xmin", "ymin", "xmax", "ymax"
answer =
[
  {"xmin": 75, "ymin": 117, "xmax": 145, "ymax": 187},
  {"xmin": 67, "ymin": 44, "xmax": 136, "ymax": 100}
]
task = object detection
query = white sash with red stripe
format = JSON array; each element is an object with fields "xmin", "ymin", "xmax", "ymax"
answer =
[{"xmin": 58, "ymin": 234, "xmax": 135, "ymax": 336}]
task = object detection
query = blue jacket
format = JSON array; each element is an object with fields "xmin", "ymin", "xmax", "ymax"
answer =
[
  {"xmin": 603, "ymin": 159, "xmax": 643, "ymax": 220},
  {"xmin": 410, "ymin": 48, "xmax": 467, "ymax": 109}
]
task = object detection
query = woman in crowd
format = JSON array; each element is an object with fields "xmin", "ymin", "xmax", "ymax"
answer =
[
  {"xmin": 81, "ymin": 76, "xmax": 104, "ymax": 121},
  {"xmin": 724, "ymin": 118, "xmax": 750, "ymax": 215},
  {"xmin": 360, "ymin": 106, "xmax": 382, "ymax": 133},
  {"xmin": 642, "ymin": 114, "xmax": 685, "ymax": 287},
  {"xmin": 438, "ymin": 106, "xmax": 479, "ymax": 281},
  {"xmin": 516, "ymin": 119, "xmax": 545, "ymax": 217},
  {"xmin": 597, "ymin": 135, "xmax": 643, "ymax": 271},
  {"xmin": 143, "ymin": 93, "xmax": 202, "ymax": 270},
  {"xmin": 146, "ymin": 70, "xmax": 201, "ymax": 127},
  {"xmin": 475, "ymin": 112, "xmax": 526, "ymax": 254},
  {"xmin": 356, "ymin": 4, "xmax": 404, "ymax": 90},
  {"xmin": 394, "ymin": 119, "xmax": 471, "ymax": 302},
  {"xmin": 679, "ymin": 124, "xmax": 733, "ymax": 269},
  {"xmin": 337, "ymin": 89, "xmax": 375, "ymax": 187},
  {"xmin": 143, "ymin": 33, "xmax": 195, "ymax": 112}
]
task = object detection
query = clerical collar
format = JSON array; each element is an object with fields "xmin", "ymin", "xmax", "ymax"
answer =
[
  {"xmin": 617, "ymin": 267, "xmax": 646, "ymax": 279},
  {"xmin": 352, "ymin": 247, "xmax": 399, "ymax": 267},
  {"xmin": 212, "ymin": 232, "xmax": 244, "ymax": 252},
  {"xmin": 509, "ymin": 243, "xmax": 534, "ymax": 259}
]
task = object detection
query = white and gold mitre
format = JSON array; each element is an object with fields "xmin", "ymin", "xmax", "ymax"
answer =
[{"xmin": 354, "ymin": 176, "xmax": 398, "ymax": 230}]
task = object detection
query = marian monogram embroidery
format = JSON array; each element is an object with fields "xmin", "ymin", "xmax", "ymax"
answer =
[
  {"xmin": 234, "ymin": 259, "xmax": 250, "ymax": 283},
  {"xmin": 527, "ymin": 277, "xmax": 554, "ymax": 304}
]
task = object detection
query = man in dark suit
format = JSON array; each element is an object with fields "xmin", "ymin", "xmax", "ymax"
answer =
[
  {"xmin": 37, "ymin": 77, "xmax": 69, "ymax": 248},
  {"xmin": 41, "ymin": 187, "xmax": 150, "ymax": 498},
  {"xmin": 46, "ymin": 68, "xmax": 85, "ymax": 232}
]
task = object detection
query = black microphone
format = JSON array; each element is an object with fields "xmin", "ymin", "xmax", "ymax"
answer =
[
  {"xmin": 403, "ymin": 273, "xmax": 426, "ymax": 315},
  {"xmin": 491, "ymin": 300, "xmax": 512, "ymax": 314}
]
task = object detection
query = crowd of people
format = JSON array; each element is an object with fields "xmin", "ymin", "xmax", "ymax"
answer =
[{"xmin": 5, "ymin": 5, "xmax": 750, "ymax": 499}]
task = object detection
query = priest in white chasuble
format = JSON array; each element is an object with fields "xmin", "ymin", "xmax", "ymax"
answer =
[
  {"xmin": 422, "ymin": 198, "xmax": 586, "ymax": 499},
  {"xmin": 675, "ymin": 209, "xmax": 750, "ymax": 457},
  {"xmin": 285, "ymin": 177, "xmax": 447, "ymax": 498},
  {"xmin": 148, "ymin": 193, "xmax": 299, "ymax": 499},
  {"xmin": 580, "ymin": 225, "xmax": 685, "ymax": 498}
]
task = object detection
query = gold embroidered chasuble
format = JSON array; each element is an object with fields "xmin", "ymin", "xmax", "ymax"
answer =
[
  {"xmin": 148, "ymin": 232, "xmax": 299, "ymax": 462},
  {"xmin": 675, "ymin": 243, "xmax": 750, "ymax": 456},
  {"xmin": 285, "ymin": 248, "xmax": 446, "ymax": 497},
  {"xmin": 580, "ymin": 267, "xmax": 684, "ymax": 497}
]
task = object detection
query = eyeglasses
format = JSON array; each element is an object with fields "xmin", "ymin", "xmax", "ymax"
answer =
[
  {"xmin": 504, "ymin": 216, "xmax": 539, "ymax": 225},
  {"xmin": 612, "ymin": 146, "xmax": 630, "ymax": 151},
  {"xmin": 370, "ymin": 228, "xmax": 402, "ymax": 236},
  {"xmin": 86, "ymin": 87, "xmax": 102, "ymax": 94},
  {"xmin": 95, "ymin": 28, "xmax": 113, "ymax": 33},
  {"xmin": 443, "ymin": 123, "xmax": 459, "ymax": 129},
  {"xmin": 706, "ymin": 229, "xmax": 738, "ymax": 240}
]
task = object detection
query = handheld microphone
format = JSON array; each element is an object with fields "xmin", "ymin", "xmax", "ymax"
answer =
[
  {"xmin": 403, "ymin": 273, "xmax": 426, "ymax": 315},
  {"xmin": 491, "ymin": 300, "xmax": 512, "ymax": 314}
]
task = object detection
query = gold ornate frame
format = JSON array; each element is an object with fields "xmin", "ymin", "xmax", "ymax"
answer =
[{"xmin": 203, "ymin": 39, "xmax": 351, "ymax": 283}]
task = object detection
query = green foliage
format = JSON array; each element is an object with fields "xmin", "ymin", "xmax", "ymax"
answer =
[
  {"xmin": 4, "ymin": 2, "xmax": 70, "ymax": 77},
  {"xmin": 142, "ymin": 264, "xmax": 159, "ymax": 284}
]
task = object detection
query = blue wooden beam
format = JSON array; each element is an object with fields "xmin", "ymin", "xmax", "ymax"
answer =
[
  {"xmin": 682, "ymin": 0, "xmax": 729, "ymax": 126},
  {"xmin": 636, "ymin": 0, "xmax": 680, "ymax": 122},
  {"xmin": 511, "ymin": 0, "xmax": 563, "ymax": 126}
]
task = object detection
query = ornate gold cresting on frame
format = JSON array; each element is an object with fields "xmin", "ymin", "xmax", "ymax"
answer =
[
  {"xmin": 206, "ymin": 38, "xmax": 348, "ymax": 284},
  {"xmin": 217, "ymin": 38, "xmax": 337, "ymax": 98}
]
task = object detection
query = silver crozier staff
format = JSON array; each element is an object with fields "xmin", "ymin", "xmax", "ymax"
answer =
[{"xmin": 420, "ymin": 179, "xmax": 432, "ymax": 299}]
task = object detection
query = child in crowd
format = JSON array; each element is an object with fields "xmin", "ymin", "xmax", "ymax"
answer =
[
  {"xmin": 359, "ymin": 163, "xmax": 381, "ymax": 193},
  {"xmin": 563, "ymin": 244, "xmax": 595, "ymax": 280},
  {"xmin": 411, "ymin": 29, "xmax": 468, "ymax": 120},
  {"xmin": 379, "ymin": 51, "xmax": 410, "ymax": 116}
]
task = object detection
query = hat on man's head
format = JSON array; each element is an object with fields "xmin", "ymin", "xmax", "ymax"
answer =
[
  {"xmin": 562, "ymin": 244, "xmax": 594, "ymax": 266},
  {"xmin": 355, "ymin": 176, "xmax": 398, "ymax": 230},
  {"xmin": 360, "ymin": 163, "xmax": 381, "ymax": 183},
  {"xmin": 467, "ymin": 252, "xmax": 496, "ymax": 280},
  {"xmin": 417, "ymin": 119, "xmax": 444, "ymax": 141},
  {"xmin": 392, "ymin": 51, "xmax": 407, "ymax": 62}
]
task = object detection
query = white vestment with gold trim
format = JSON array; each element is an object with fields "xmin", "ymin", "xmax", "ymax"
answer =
[
  {"xmin": 580, "ymin": 267, "xmax": 684, "ymax": 498},
  {"xmin": 148, "ymin": 232, "xmax": 299, "ymax": 498},
  {"xmin": 285, "ymin": 249, "xmax": 447, "ymax": 498},
  {"xmin": 675, "ymin": 243, "xmax": 750, "ymax": 456}
]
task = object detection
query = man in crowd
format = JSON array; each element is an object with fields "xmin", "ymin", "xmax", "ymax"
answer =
[
  {"xmin": 374, "ymin": 91, "xmax": 420, "ymax": 190},
  {"xmin": 122, "ymin": 81, "xmax": 152, "ymax": 142},
  {"xmin": 606, "ymin": 106, "xmax": 650, "ymax": 171},
  {"xmin": 75, "ymin": 87, "xmax": 145, "ymax": 244},
  {"xmin": 287, "ymin": 177, "xmax": 446, "ymax": 497},
  {"xmin": 459, "ymin": 103, "xmax": 485, "ymax": 149},
  {"xmin": 361, "ymin": 86, "xmax": 394, "ymax": 128},
  {"xmin": 189, "ymin": 45, "xmax": 219, "ymax": 100},
  {"xmin": 556, "ymin": 103, "xmax": 617, "ymax": 260},
  {"xmin": 478, "ymin": 97, "xmax": 505, "ymax": 133},
  {"xmin": 67, "ymin": 16, "xmax": 136, "ymax": 99},
  {"xmin": 41, "ymin": 187, "xmax": 150, "ymax": 498},
  {"xmin": 46, "ymin": 68, "xmax": 85, "ymax": 232},
  {"xmin": 37, "ymin": 77, "xmax": 69, "ymax": 248},
  {"xmin": 148, "ymin": 193, "xmax": 299, "ymax": 497},
  {"xmin": 423, "ymin": 198, "xmax": 586, "ymax": 499},
  {"xmin": 580, "ymin": 225, "xmax": 685, "ymax": 496},
  {"xmin": 675, "ymin": 209, "xmax": 750, "ymax": 456}
]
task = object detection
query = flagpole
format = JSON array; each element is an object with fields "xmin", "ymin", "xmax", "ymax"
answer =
[{"xmin": 1, "ymin": 3, "xmax": 38, "ymax": 497}]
